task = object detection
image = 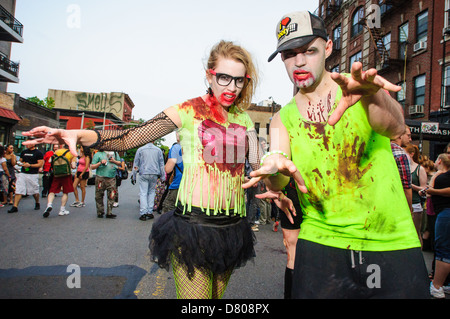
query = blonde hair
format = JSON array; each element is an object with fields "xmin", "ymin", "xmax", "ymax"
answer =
[
  {"xmin": 437, "ymin": 153, "xmax": 450, "ymax": 169},
  {"xmin": 206, "ymin": 40, "xmax": 258, "ymax": 111}
]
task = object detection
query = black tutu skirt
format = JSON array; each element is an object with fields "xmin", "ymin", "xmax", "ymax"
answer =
[{"xmin": 149, "ymin": 205, "xmax": 256, "ymax": 278}]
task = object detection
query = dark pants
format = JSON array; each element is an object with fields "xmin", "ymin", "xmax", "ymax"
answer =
[
  {"xmin": 292, "ymin": 239, "xmax": 430, "ymax": 299},
  {"xmin": 42, "ymin": 172, "xmax": 53, "ymax": 197}
]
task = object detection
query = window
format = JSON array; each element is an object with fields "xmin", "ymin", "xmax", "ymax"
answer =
[
  {"xmin": 255, "ymin": 122, "xmax": 260, "ymax": 134},
  {"xmin": 414, "ymin": 74, "xmax": 426, "ymax": 105},
  {"xmin": 351, "ymin": 7, "xmax": 364, "ymax": 37},
  {"xmin": 382, "ymin": 33, "xmax": 391, "ymax": 57},
  {"xmin": 399, "ymin": 22, "xmax": 409, "ymax": 59},
  {"xmin": 331, "ymin": 64, "xmax": 340, "ymax": 73},
  {"xmin": 349, "ymin": 51, "xmax": 362, "ymax": 67},
  {"xmin": 446, "ymin": 0, "xmax": 450, "ymax": 29},
  {"xmin": 416, "ymin": 11, "xmax": 428, "ymax": 43},
  {"xmin": 379, "ymin": 0, "xmax": 392, "ymax": 15},
  {"xmin": 443, "ymin": 65, "xmax": 450, "ymax": 106},
  {"xmin": 333, "ymin": 25, "xmax": 341, "ymax": 50},
  {"xmin": 396, "ymin": 81, "xmax": 406, "ymax": 107}
]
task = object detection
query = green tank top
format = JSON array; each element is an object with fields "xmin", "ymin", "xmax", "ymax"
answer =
[
  {"xmin": 174, "ymin": 96, "xmax": 254, "ymax": 217},
  {"xmin": 279, "ymin": 88, "xmax": 420, "ymax": 251}
]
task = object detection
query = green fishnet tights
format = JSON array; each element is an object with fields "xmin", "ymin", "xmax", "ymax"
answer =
[{"xmin": 171, "ymin": 255, "xmax": 233, "ymax": 299}]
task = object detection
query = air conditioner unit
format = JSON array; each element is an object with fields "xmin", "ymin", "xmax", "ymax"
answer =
[
  {"xmin": 413, "ymin": 41, "xmax": 427, "ymax": 52},
  {"xmin": 444, "ymin": 26, "xmax": 450, "ymax": 36},
  {"xmin": 409, "ymin": 105, "xmax": 424, "ymax": 115}
]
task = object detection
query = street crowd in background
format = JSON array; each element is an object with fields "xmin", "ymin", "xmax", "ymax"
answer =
[{"xmin": 0, "ymin": 139, "xmax": 183, "ymax": 220}]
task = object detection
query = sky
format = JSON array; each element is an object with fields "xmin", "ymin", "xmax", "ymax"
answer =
[{"xmin": 9, "ymin": 0, "xmax": 319, "ymax": 145}]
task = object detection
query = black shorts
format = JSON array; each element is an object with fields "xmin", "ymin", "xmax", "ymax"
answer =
[
  {"xmin": 292, "ymin": 239, "xmax": 430, "ymax": 299},
  {"xmin": 279, "ymin": 179, "xmax": 303, "ymax": 230},
  {"xmin": 76, "ymin": 171, "xmax": 89, "ymax": 180}
]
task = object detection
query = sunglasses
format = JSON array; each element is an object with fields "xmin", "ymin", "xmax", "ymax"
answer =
[{"xmin": 209, "ymin": 69, "xmax": 251, "ymax": 89}]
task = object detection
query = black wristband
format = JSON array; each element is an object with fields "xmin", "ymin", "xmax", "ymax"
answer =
[{"xmin": 87, "ymin": 129, "xmax": 102, "ymax": 149}]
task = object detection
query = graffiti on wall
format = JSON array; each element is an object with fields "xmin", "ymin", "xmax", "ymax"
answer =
[{"xmin": 75, "ymin": 92, "xmax": 124, "ymax": 117}]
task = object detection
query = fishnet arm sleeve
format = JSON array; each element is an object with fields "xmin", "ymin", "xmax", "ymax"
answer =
[
  {"xmin": 247, "ymin": 129, "xmax": 264, "ymax": 172},
  {"xmin": 89, "ymin": 112, "xmax": 178, "ymax": 151}
]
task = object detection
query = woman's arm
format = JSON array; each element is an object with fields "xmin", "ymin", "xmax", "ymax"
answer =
[
  {"xmin": 1, "ymin": 161, "xmax": 10, "ymax": 178},
  {"xmin": 22, "ymin": 107, "xmax": 181, "ymax": 156}
]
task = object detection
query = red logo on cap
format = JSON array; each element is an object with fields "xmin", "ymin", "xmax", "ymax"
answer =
[{"xmin": 280, "ymin": 17, "xmax": 291, "ymax": 28}]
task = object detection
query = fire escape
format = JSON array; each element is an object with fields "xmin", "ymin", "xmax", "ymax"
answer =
[{"xmin": 363, "ymin": 1, "xmax": 407, "ymax": 75}]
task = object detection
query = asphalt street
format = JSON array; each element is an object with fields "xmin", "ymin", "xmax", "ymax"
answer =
[
  {"xmin": 0, "ymin": 175, "xmax": 288, "ymax": 299},
  {"xmin": 0, "ymin": 174, "xmax": 440, "ymax": 300}
]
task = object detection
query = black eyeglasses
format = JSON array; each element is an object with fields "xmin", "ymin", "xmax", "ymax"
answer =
[{"xmin": 209, "ymin": 69, "xmax": 251, "ymax": 89}]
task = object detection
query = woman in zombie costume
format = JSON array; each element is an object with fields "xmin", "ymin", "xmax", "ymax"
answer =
[{"xmin": 23, "ymin": 41, "xmax": 294, "ymax": 299}]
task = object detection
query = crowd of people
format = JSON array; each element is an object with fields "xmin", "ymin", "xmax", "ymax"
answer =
[
  {"xmin": 0, "ymin": 141, "xmax": 184, "ymax": 221},
  {"xmin": 390, "ymin": 126, "xmax": 450, "ymax": 298},
  {"xmin": 10, "ymin": 9, "xmax": 450, "ymax": 299}
]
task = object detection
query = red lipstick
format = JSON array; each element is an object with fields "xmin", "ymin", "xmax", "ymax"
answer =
[
  {"xmin": 220, "ymin": 92, "xmax": 236, "ymax": 105},
  {"xmin": 293, "ymin": 69, "xmax": 312, "ymax": 81}
]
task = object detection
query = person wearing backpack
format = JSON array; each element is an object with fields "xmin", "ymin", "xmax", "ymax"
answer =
[{"xmin": 43, "ymin": 144, "xmax": 75, "ymax": 218}]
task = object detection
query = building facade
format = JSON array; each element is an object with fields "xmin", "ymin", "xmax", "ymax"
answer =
[
  {"xmin": 246, "ymin": 98, "xmax": 282, "ymax": 149},
  {"xmin": 0, "ymin": 0, "xmax": 22, "ymax": 145},
  {"xmin": 48, "ymin": 89, "xmax": 135, "ymax": 130},
  {"xmin": 318, "ymin": 0, "xmax": 449, "ymax": 159}
]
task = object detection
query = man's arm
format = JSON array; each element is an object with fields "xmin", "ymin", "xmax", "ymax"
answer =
[
  {"xmin": 330, "ymin": 62, "xmax": 404, "ymax": 139},
  {"xmin": 361, "ymin": 89, "xmax": 405, "ymax": 139},
  {"xmin": 165, "ymin": 158, "xmax": 176, "ymax": 174}
]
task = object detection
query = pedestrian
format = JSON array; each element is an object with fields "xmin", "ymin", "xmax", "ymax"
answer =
[
  {"xmin": 133, "ymin": 142, "xmax": 165, "ymax": 221},
  {"xmin": 70, "ymin": 145, "xmax": 91, "ymax": 208},
  {"xmin": 153, "ymin": 150, "xmax": 167, "ymax": 214},
  {"xmin": 255, "ymin": 176, "xmax": 302, "ymax": 299},
  {"xmin": 422, "ymin": 158, "xmax": 438, "ymax": 252},
  {"xmin": 43, "ymin": 144, "xmax": 75, "ymax": 217},
  {"xmin": 279, "ymin": 178, "xmax": 302, "ymax": 299},
  {"xmin": 42, "ymin": 144, "xmax": 59, "ymax": 198},
  {"xmin": 90, "ymin": 149, "xmax": 121, "ymax": 219},
  {"xmin": 426, "ymin": 153, "xmax": 450, "ymax": 298},
  {"xmin": 8, "ymin": 141, "xmax": 44, "ymax": 213},
  {"xmin": 113, "ymin": 151, "xmax": 126, "ymax": 208},
  {"xmin": 23, "ymin": 40, "xmax": 263, "ymax": 299},
  {"xmin": 245, "ymin": 11, "xmax": 429, "ymax": 298},
  {"xmin": 0, "ymin": 146, "xmax": 11, "ymax": 206},
  {"xmin": 405, "ymin": 143, "xmax": 428, "ymax": 246},
  {"xmin": 4, "ymin": 144, "xmax": 16, "ymax": 205},
  {"xmin": 391, "ymin": 128, "xmax": 413, "ymax": 212},
  {"xmin": 161, "ymin": 132, "xmax": 183, "ymax": 214}
]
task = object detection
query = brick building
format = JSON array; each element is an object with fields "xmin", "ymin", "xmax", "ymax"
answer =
[
  {"xmin": 0, "ymin": 0, "xmax": 22, "ymax": 145},
  {"xmin": 318, "ymin": 0, "xmax": 449, "ymax": 159}
]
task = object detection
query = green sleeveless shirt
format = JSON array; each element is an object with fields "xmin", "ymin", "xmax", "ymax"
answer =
[
  {"xmin": 279, "ymin": 88, "xmax": 420, "ymax": 251},
  {"xmin": 174, "ymin": 97, "xmax": 254, "ymax": 217}
]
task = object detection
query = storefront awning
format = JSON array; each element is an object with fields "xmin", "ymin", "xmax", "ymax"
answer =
[{"xmin": 0, "ymin": 106, "xmax": 21, "ymax": 121}]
